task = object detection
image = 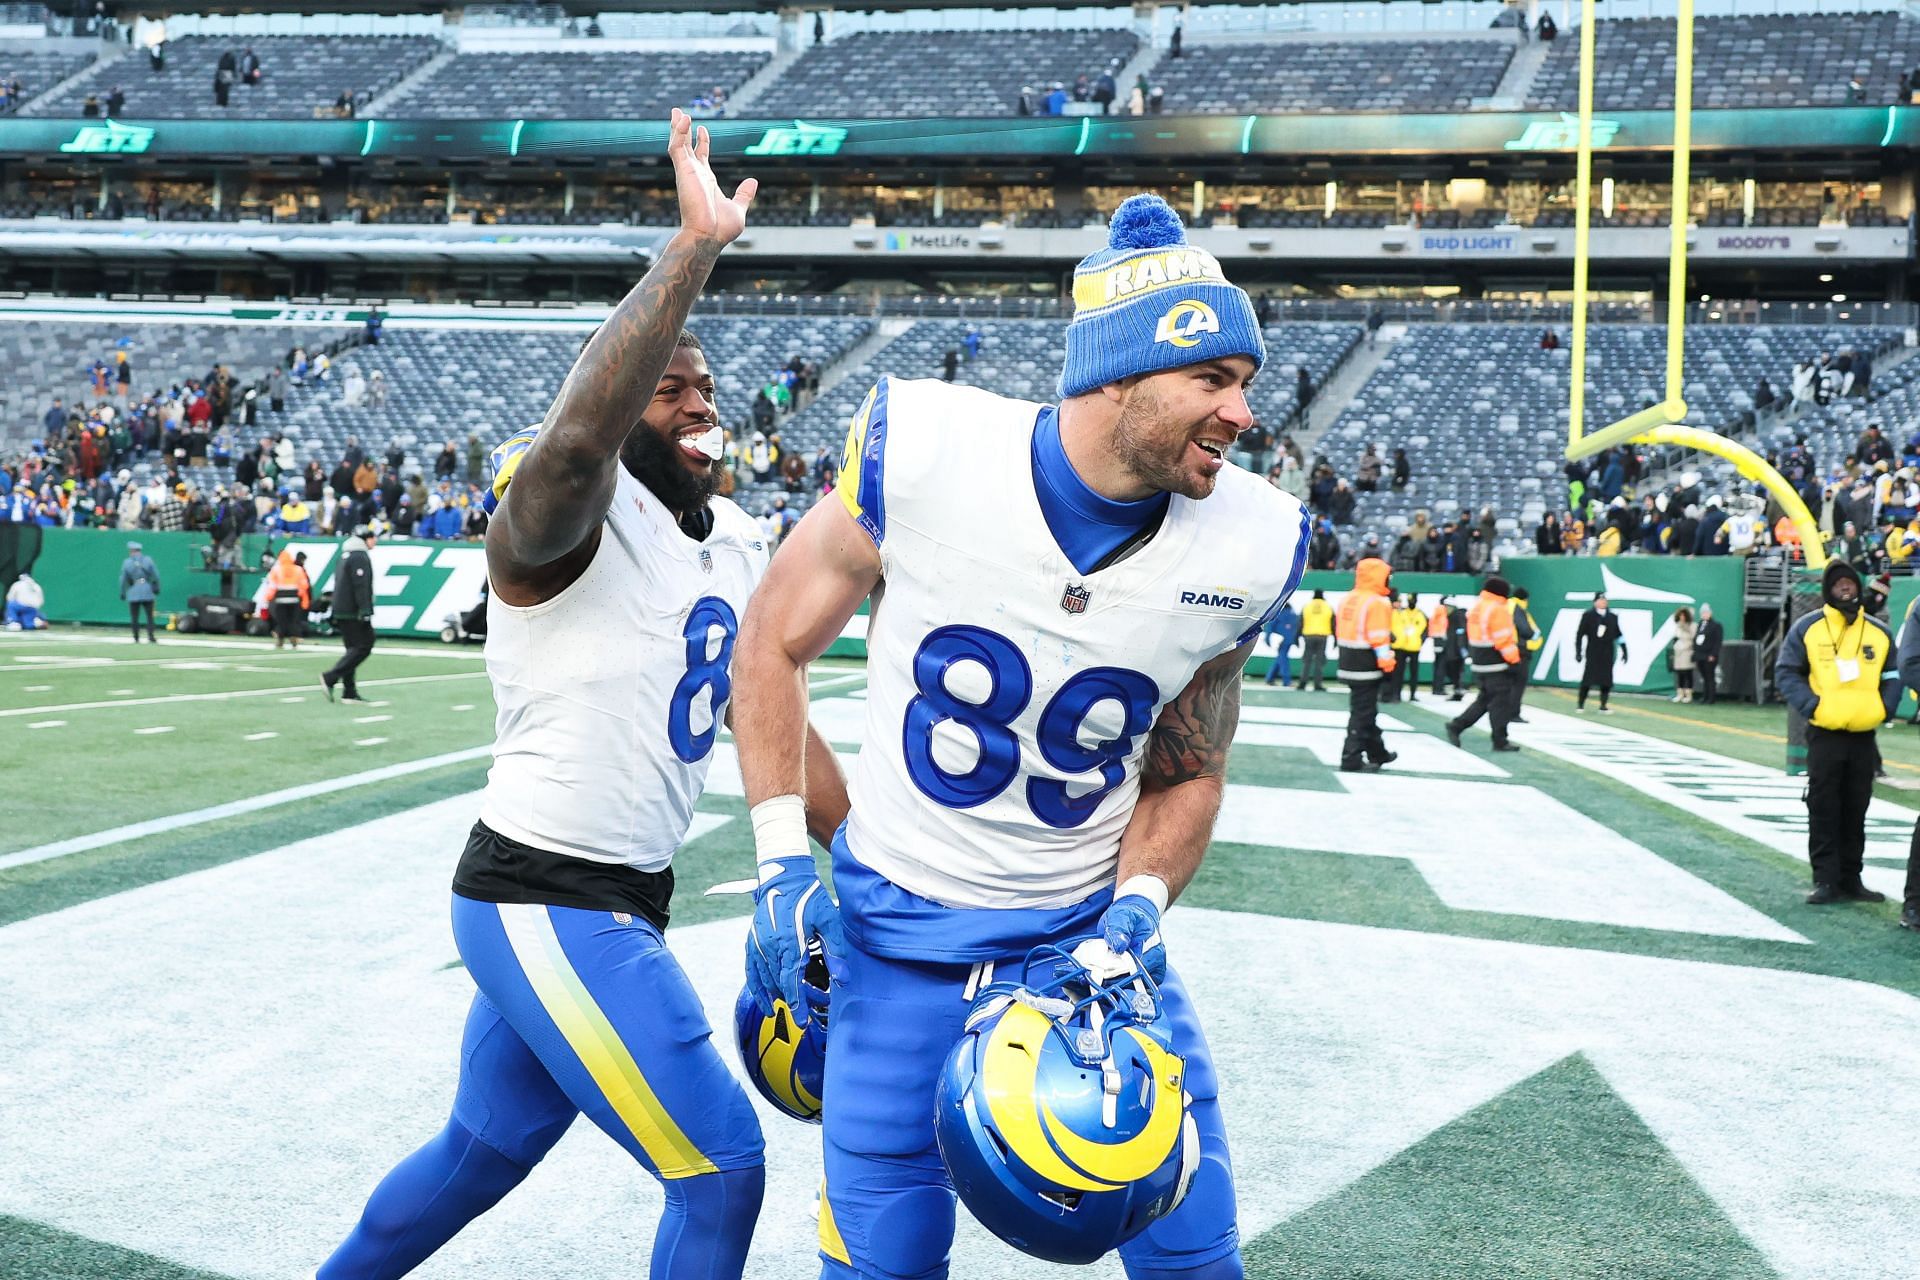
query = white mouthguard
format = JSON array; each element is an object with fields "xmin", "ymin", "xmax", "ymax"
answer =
[{"xmin": 686, "ymin": 425, "xmax": 725, "ymax": 460}]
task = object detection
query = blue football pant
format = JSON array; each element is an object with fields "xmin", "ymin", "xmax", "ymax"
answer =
[
  {"xmin": 816, "ymin": 941, "xmax": 1241, "ymax": 1280},
  {"xmin": 319, "ymin": 896, "xmax": 765, "ymax": 1280}
]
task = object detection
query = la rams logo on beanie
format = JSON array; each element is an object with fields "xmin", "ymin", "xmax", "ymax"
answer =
[
  {"xmin": 1058, "ymin": 195, "xmax": 1264, "ymax": 399},
  {"xmin": 1154, "ymin": 300, "xmax": 1221, "ymax": 348}
]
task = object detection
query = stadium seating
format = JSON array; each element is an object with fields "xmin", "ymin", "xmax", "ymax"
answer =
[
  {"xmin": 727, "ymin": 318, "xmax": 1361, "ymax": 516},
  {"xmin": 1526, "ymin": 12, "xmax": 1920, "ymax": 111},
  {"xmin": 1323, "ymin": 322, "xmax": 1905, "ymax": 556},
  {"xmin": 256, "ymin": 315, "xmax": 870, "ymax": 484},
  {"xmin": 0, "ymin": 320, "xmax": 356, "ymax": 444},
  {"xmin": 20, "ymin": 35, "xmax": 440, "ymax": 119},
  {"xmin": 1151, "ymin": 38, "xmax": 1513, "ymax": 114},
  {"xmin": 380, "ymin": 48, "xmax": 767, "ymax": 120},
  {"xmin": 752, "ymin": 28, "xmax": 1139, "ymax": 118},
  {"xmin": 0, "ymin": 45, "xmax": 94, "ymax": 108}
]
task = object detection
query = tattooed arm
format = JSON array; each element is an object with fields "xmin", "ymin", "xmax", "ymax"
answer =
[
  {"xmin": 1113, "ymin": 641, "xmax": 1252, "ymax": 902},
  {"xmin": 487, "ymin": 108, "xmax": 756, "ymax": 606}
]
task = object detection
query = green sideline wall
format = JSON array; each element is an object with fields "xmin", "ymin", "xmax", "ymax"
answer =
[{"xmin": 12, "ymin": 527, "xmax": 1793, "ymax": 695}]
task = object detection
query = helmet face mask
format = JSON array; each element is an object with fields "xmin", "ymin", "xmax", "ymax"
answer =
[
  {"xmin": 734, "ymin": 946, "xmax": 831, "ymax": 1124},
  {"xmin": 935, "ymin": 943, "xmax": 1198, "ymax": 1264}
]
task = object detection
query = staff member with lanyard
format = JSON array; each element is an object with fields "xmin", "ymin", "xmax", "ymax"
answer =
[{"xmin": 1776, "ymin": 560, "xmax": 1902, "ymax": 906}]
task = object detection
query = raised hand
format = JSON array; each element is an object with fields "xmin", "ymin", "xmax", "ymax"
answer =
[{"xmin": 668, "ymin": 107, "xmax": 757, "ymax": 248}]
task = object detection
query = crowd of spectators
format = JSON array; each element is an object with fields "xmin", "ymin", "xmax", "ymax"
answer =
[{"xmin": 1017, "ymin": 61, "xmax": 1162, "ymax": 116}]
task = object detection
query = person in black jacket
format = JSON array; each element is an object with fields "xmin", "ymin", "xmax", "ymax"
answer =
[
  {"xmin": 1575, "ymin": 593, "xmax": 1627, "ymax": 712},
  {"xmin": 1694, "ymin": 601, "xmax": 1724, "ymax": 703},
  {"xmin": 322, "ymin": 525, "xmax": 377, "ymax": 703}
]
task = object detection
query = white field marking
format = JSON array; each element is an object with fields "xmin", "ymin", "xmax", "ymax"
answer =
[
  {"xmin": 2, "ymin": 653, "xmax": 311, "ymax": 674},
  {"xmin": 243, "ymin": 732, "xmax": 278, "ymax": 742},
  {"xmin": 353, "ymin": 715, "xmax": 392, "ymax": 724},
  {"xmin": 107, "ymin": 688, "xmax": 135, "ymax": 696},
  {"xmin": 0, "ymin": 745, "xmax": 493, "ymax": 872},
  {"xmin": 700, "ymin": 728, "xmax": 1786, "ymax": 942},
  {"xmin": 0, "ymin": 798, "xmax": 1910, "ymax": 1280},
  {"xmin": 0, "ymin": 671, "xmax": 485, "ymax": 719},
  {"xmin": 365, "ymin": 700, "xmax": 391, "ymax": 707},
  {"xmin": 133, "ymin": 726, "xmax": 175, "ymax": 736},
  {"xmin": 1472, "ymin": 706, "xmax": 1920, "ymax": 898},
  {"xmin": 450, "ymin": 704, "xmax": 475, "ymax": 711},
  {"xmin": 354, "ymin": 737, "xmax": 390, "ymax": 747},
  {"xmin": 806, "ymin": 671, "xmax": 868, "ymax": 693},
  {"xmin": 26, "ymin": 720, "xmax": 64, "ymax": 729},
  {"xmin": 279, "ymin": 696, "xmax": 306, "ymax": 703},
  {"xmin": 1233, "ymin": 720, "xmax": 1510, "ymax": 778},
  {"xmin": 6, "ymin": 655, "xmax": 110, "ymax": 666},
  {"xmin": 703, "ymin": 877, "xmax": 757, "ymax": 896},
  {"xmin": 1241, "ymin": 704, "xmax": 1415, "ymax": 732},
  {"xmin": 23, "ymin": 685, "xmax": 51, "ymax": 692}
]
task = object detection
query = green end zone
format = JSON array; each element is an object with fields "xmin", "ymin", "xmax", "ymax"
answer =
[{"xmin": 4, "ymin": 636, "xmax": 1918, "ymax": 1277}]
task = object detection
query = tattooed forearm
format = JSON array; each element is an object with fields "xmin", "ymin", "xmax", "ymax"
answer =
[
  {"xmin": 496, "ymin": 232, "xmax": 721, "ymax": 570},
  {"xmin": 1143, "ymin": 646, "xmax": 1248, "ymax": 787}
]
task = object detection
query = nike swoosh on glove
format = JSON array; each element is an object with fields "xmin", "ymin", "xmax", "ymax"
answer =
[
  {"xmin": 1099, "ymin": 893, "xmax": 1166, "ymax": 982},
  {"xmin": 747, "ymin": 856, "xmax": 845, "ymax": 1016}
]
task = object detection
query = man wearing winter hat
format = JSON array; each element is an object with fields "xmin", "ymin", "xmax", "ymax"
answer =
[
  {"xmin": 1445, "ymin": 575, "xmax": 1523, "ymax": 753},
  {"xmin": 728, "ymin": 194, "xmax": 1311, "ymax": 1277},
  {"xmin": 1777, "ymin": 559, "xmax": 1903, "ymax": 905}
]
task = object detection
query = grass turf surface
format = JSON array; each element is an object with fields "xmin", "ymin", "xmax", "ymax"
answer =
[{"xmin": 5, "ymin": 629, "xmax": 1917, "ymax": 1278}]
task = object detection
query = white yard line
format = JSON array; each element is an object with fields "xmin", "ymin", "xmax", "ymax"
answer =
[
  {"xmin": 0, "ymin": 744, "xmax": 494, "ymax": 872},
  {"xmin": 27, "ymin": 720, "xmax": 64, "ymax": 729},
  {"xmin": 0, "ymin": 671, "xmax": 485, "ymax": 719},
  {"xmin": 1, "ymin": 653, "xmax": 313, "ymax": 674},
  {"xmin": 0, "ymin": 632, "xmax": 487, "ymax": 660},
  {"xmin": 354, "ymin": 737, "xmax": 390, "ymax": 747},
  {"xmin": 133, "ymin": 726, "xmax": 175, "ymax": 735},
  {"xmin": 243, "ymin": 732, "xmax": 279, "ymax": 741},
  {"xmin": 353, "ymin": 715, "xmax": 392, "ymax": 724}
]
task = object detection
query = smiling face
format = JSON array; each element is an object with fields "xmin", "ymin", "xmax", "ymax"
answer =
[
  {"xmin": 619, "ymin": 342, "xmax": 721, "ymax": 514},
  {"xmin": 1108, "ymin": 356, "xmax": 1257, "ymax": 500}
]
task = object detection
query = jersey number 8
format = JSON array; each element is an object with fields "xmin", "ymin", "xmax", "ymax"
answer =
[
  {"xmin": 668, "ymin": 596, "xmax": 737, "ymax": 764},
  {"xmin": 902, "ymin": 625, "xmax": 1159, "ymax": 829}
]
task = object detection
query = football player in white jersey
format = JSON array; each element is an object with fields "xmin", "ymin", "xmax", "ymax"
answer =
[
  {"xmin": 318, "ymin": 111, "xmax": 847, "ymax": 1280},
  {"xmin": 732, "ymin": 196, "xmax": 1311, "ymax": 1279}
]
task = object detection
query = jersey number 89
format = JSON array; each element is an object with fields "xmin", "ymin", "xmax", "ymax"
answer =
[{"xmin": 902, "ymin": 625, "xmax": 1158, "ymax": 829}]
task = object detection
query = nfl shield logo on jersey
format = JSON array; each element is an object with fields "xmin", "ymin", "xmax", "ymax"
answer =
[
  {"xmin": 699, "ymin": 549, "xmax": 714, "ymax": 574},
  {"xmin": 1060, "ymin": 582, "xmax": 1091, "ymax": 614}
]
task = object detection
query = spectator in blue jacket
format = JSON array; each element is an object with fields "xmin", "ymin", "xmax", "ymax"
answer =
[{"xmin": 1263, "ymin": 601, "xmax": 1301, "ymax": 687}]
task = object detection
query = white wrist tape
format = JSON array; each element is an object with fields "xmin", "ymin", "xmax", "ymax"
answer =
[
  {"xmin": 750, "ymin": 794, "xmax": 809, "ymax": 876},
  {"xmin": 1116, "ymin": 874, "xmax": 1170, "ymax": 915}
]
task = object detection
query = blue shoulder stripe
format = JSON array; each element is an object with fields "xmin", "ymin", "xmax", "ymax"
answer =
[
  {"xmin": 852, "ymin": 377, "xmax": 890, "ymax": 544},
  {"xmin": 1238, "ymin": 505, "xmax": 1313, "ymax": 646}
]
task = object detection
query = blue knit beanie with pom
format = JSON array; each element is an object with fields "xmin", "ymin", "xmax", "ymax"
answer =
[{"xmin": 1058, "ymin": 194, "xmax": 1264, "ymax": 399}]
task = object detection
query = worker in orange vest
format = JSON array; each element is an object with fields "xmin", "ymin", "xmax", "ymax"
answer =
[
  {"xmin": 266, "ymin": 547, "xmax": 312, "ymax": 649},
  {"xmin": 1335, "ymin": 556, "xmax": 1398, "ymax": 772},
  {"xmin": 1444, "ymin": 575, "xmax": 1523, "ymax": 753}
]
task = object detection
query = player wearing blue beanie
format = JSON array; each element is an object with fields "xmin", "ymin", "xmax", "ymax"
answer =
[{"xmin": 1059, "ymin": 194, "xmax": 1265, "ymax": 399}]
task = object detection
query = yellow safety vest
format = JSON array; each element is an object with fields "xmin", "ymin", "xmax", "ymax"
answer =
[
  {"xmin": 1300, "ymin": 599, "xmax": 1334, "ymax": 637},
  {"xmin": 1803, "ymin": 605, "xmax": 1893, "ymax": 732}
]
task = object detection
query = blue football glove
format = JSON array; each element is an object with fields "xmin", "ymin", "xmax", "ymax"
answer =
[
  {"xmin": 1099, "ymin": 890, "xmax": 1167, "ymax": 983},
  {"xmin": 747, "ymin": 856, "xmax": 845, "ymax": 1017}
]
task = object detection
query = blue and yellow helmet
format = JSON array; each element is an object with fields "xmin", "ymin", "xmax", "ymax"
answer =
[
  {"xmin": 733, "ymin": 947, "xmax": 831, "ymax": 1124},
  {"xmin": 934, "ymin": 943, "xmax": 1197, "ymax": 1264}
]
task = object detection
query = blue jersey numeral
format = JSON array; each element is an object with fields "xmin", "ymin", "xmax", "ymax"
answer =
[
  {"xmin": 901, "ymin": 626, "xmax": 1158, "ymax": 827},
  {"xmin": 668, "ymin": 596, "xmax": 738, "ymax": 764}
]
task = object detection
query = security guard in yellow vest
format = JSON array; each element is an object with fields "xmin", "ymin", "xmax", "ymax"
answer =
[
  {"xmin": 1390, "ymin": 594, "xmax": 1428, "ymax": 702},
  {"xmin": 1775, "ymin": 560, "xmax": 1903, "ymax": 905},
  {"xmin": 1299, "ymin": 589, "xmax": 1334, "ymax": 693},
  {"xmin": 1509, "ymin": 586, "xmax": 1544, "ymax": 721}
]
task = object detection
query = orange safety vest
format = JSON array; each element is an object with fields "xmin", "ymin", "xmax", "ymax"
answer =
[
  {"xmin": 267, "ymin": 551, "xmax": 310, "ymax": 609},
  {"xmin": 1465, "ymin": 590, "xmax": 1520, "ymax": 671},
  {"xmin": 1335, "ymin": 557, "xmax": 1395, "ymax": 680}
]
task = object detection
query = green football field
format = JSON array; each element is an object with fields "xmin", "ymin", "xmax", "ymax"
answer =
[{"xmin": 3, "ymin": 627, "xmax": 1919, "ymax": 1280}]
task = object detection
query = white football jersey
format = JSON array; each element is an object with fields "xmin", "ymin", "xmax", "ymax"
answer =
[
  {"xmin": 837, "ymin": 376, "xmax": 1309, "ymax": 909},
  {"xmin": 480, "ymin": 466, "xmax": 768, "ymax": 870}
]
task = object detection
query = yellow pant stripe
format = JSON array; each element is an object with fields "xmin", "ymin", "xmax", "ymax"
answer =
[
  {"xmin": 817, "ymin": 1178, "xmax": 852, "ymax": 1264},
  {"xmin": 497, "ymin": 903, "xmax": 718, "ymax": 1179}
]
